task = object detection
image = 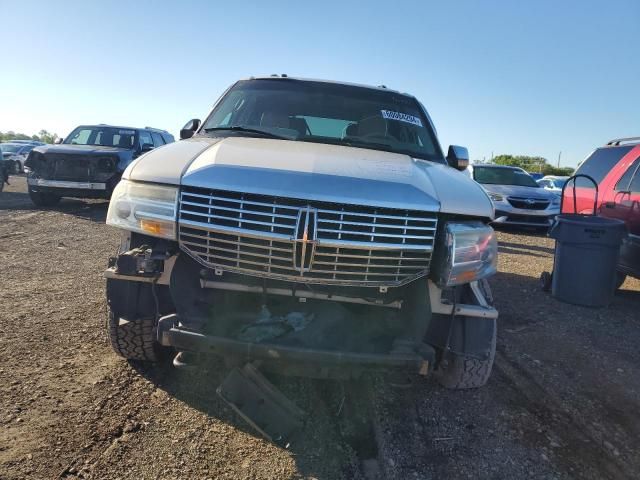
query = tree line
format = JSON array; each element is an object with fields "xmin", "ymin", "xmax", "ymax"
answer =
[
  {"xmin": 1, "ymin": 130, "xmax": 60, "ymax": 144},
  {"xmin": 477, "ymin": 155, "xmax": 574, "ymax": 176}
]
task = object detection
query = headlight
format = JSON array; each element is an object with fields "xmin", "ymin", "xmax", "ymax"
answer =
[
  {"xmin": 551, "ymin": 196, "xmax": 560, "ymax": 206},
  {"xmin": 438, "ymin": 222, "xmax": 498, "ymax": 286},
  {"xmin": 487, "ymin": 192, "xmax": 504, "ymax": 202},
  {"xmin": 106, "ymin": 180, "xmax": 178, "ymax": 239}
]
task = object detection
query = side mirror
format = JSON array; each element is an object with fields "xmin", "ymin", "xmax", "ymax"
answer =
[
  {"xmin": 446, "ymin": 145, "xmax": 469, "ymax": 171},
  {"xmin": 141, "ymin": 143, "xmax": 154, "ymax": 153},
  {"xmin": 180, "ymin": 118, "xmax": 201, "ymax": 140},
  {"xmin": 54, "ymin": 138, "xmax": 63, "ymax": 144}
]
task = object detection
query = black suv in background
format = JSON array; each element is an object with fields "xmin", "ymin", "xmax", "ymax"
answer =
[{"xmin": 25, "ymin": 124, "xmax": 174, "ymax": 206}]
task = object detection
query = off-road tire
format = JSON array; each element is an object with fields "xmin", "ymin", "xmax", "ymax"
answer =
[
  {"xmin": 436, "ymin": 280, "xmax": 497, "ymax": 389},
  {"xmin": 28, "ymin": 187, "xmax": 61, "ymax": 207},
  {"xmin": 108, "ymin": 310, "xmax": 164, "ymax": 362}
]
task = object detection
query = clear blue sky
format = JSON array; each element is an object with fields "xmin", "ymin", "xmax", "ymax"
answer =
[{"xmin": 1, "ymin": 0, "xmax": 638, "ymax": 167}]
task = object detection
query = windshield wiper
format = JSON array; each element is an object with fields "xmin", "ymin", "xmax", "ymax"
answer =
[
  {"xmin": 300, "ymin": 136, "xmax": 436, "ymax": 161},
  {"xmin": 300, "ymin": 136, "xmax": 392, "ymax": 151},
  {"xmin": 203, "ymin": 126, "xmax": 291, "ymax": 140}
]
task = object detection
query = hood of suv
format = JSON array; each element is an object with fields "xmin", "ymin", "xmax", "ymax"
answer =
[
  {"xmin": 481, "ymin": 183, "xmax": 556, "ymax": 200},
  {"xmin": 127, "ymin": 136, "xmax": 494, "ymax": 218},
  {"xmin": 33, "ymin": 144, "xmax": 132, "ymax": 156},
  {"xmin": 30, "ymin": 144, "xmax": 135, "ymax": 171}
]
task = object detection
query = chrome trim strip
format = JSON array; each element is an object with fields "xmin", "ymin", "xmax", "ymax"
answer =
[
  {"xmin": 27, "ymin": 178, "xmax": 106, "ymax": 190},
  {"xmin": 200, "ymin": 280, "xmax": 403, "ymax": 309}
]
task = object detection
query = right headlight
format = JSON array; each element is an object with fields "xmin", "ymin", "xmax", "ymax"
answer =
[
  {"xmin": 438, "ymin": 221, "xmax": 498, "ymax": 287},
  {"xmin": 106, "ymin": 179, "xmax": 178, "ymax": 239},
  {"xmin": 487, "ymin": 192, "xmax": 504, "ymax": 202}
]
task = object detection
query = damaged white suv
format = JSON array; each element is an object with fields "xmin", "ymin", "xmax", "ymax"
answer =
[{"xmin": 105, "ymin": 77, "xmax": 498, "ymax": 389}]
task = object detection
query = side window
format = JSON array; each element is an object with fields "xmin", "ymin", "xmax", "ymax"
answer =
[
  {"xmin": 615, "ymin": 157, "xmax": 640, "ymax": 192},
  {"xmin": 151, "ymin": 132, "xmax": 165, "ymax": 147},
  {"xmin": 139, "ymin": 131, "xmax": 153, "ymax": 148},
  {"xmin": 575, "ymin": 146, "xmax": 633, "ymax": 187},
  {"xmin": 630, "ymin": 174, "xmax": 640, "ymax": 193},
  {"xmin": 69, "ymin": 129, "xmax": 91, "ymax": 144},
  {"xmin": 539, "ymin": 180, "xmax": 550, "ymax": 187}
]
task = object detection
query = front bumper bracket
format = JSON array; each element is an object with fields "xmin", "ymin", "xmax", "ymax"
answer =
[{"xmin": 157, "ymin": 314, "xmax": 433, "ymax": 376}]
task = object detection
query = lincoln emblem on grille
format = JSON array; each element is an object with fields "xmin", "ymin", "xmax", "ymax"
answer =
[{"xmin": 292, "ymin": 206, "xmax": 318, "ymax": 274}]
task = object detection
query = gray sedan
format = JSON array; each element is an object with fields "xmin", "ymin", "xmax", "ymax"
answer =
[{"xmin": 466, "ymin": 164, "xmax": 560, "ymax": 228}]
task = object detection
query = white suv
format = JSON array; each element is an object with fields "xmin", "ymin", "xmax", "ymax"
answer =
[{"xmin": 104, "ymin": 77, "xmax": 499, "ymax": 390}]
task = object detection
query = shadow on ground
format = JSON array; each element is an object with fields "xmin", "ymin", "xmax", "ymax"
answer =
[{"xmin": 131, "ymin": 359, "xmax": 364, "ymax": 479}]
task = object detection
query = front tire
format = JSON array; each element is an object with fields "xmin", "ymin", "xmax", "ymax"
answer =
[
  {"xmin": 435, "ymin": 280, "xmax": 497, "ymax": 389},
  {"xmin": 108, "ymin": 310, "xmax": 164, "ymax": 362},
  {"xmin": 106, "ymin": 279, "xmax": 170, "ymax": 362},
  {"xmin": 436, "ymin": 318, "xmax": 496, "ymax": 389},
  {"xmin": 28, "ymin": 187, "xmax": 61, "ymax": 207}
]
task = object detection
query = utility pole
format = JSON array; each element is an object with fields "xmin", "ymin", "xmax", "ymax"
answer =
[{"xmin": 557, "ymin": 151, "xmax": 562, "ymax": 168}]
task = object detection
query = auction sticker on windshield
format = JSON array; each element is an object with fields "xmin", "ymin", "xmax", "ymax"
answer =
[{"xmin": 381, "ymin": 110, "xmax": 423, "ymax": 127}]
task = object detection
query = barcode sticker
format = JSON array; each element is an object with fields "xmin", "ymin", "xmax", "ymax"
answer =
[{"xmin": 381, "ymin": 110, "xmax": 423, "ymax": 127}]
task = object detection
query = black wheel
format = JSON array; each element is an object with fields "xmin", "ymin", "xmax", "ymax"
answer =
[
  {"xmin": 615, "ymin": 272, "xmax": 627, "ymax": 291},
  {"xmin": 107, "ymin": 280, "xmax": 171, "ymax": 362},
  {"xmin": 28, "ymin": 187, "xmax": 61, "ymax": 207},
  {"xmin": 108, "ymin": 310, "xmax": 165, "ymax": 362},
  {"xmin": 540, "ymin": 271, "xmax": 552, "ymax": 292},
  {"xmin": 436, "ymin": 280, "xmax": 497, "ymax": 390}
]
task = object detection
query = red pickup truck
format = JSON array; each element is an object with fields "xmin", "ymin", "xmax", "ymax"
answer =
[{"xmin": 566, "ymin": 137, "xmax": 640, "ymax": 287}]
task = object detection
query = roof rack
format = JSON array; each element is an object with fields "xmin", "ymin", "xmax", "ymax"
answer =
[
  {"xmin": 606, "ymin": 137, "xmax": 640, "ymax": 146},
  {"xmin": 144, "ymin": 126, "xmax": 168, "ymax": 133}
]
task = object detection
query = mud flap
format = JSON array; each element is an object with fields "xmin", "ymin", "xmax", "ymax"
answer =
[
  {"xmin": 217, "ymin": 363, "xmax": 305, "ymax": 444},
  {"xmin": 426, "ymin": 314, "xmax": 495, "ymax": 360}
]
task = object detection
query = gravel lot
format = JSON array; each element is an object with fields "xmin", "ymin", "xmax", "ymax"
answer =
[{"xmin": 1, "ymin": 175, "xmax": 639, "ymax": 480}]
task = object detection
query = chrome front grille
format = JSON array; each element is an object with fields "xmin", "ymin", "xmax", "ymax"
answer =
[{"xmin": 178, "ymin": 187, "xmax": 438, "ymax": 286}]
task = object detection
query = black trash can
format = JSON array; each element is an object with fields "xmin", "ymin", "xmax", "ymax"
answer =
[{"xmin": 549, "ymin": 215, "xmax": 626, "ymax": 307}]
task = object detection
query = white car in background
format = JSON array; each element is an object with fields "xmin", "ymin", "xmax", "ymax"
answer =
[
  {"xmin": 537, "ymin": 175, "xmax": 569, "ymax": 195},
  {"xmin": 466, "ymin": 164, "xmax": 560, "ymax": 229}
]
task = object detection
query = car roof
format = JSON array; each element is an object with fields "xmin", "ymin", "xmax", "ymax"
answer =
[
  {"xmin": 78, "ymin": 124, "xmax": 171, "ymax": 134},
  {"xmin": 245, "ymin": 75, "xmax": 411, "ymax": 97},
  {"xmin": 605, "ymin": 137, "xmax": 640, "ymax": 147}
]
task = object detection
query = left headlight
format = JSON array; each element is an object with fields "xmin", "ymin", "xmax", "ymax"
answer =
[
  {"xmin": 438, "ymin": 221, "xmax": 498, "ymax": 287},
  {"xmin": 106, "ymin": 180, "xmax": 178, "ymax": 239}
]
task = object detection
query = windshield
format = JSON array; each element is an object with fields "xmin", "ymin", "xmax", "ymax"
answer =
[
  {"xmin": 473, "ymin": 167, "xmax": 539, "ymax": 187},
  {"xmin": 1, "ymin": 144, "xmax": 22, "ymax": 153},
  {"xmin": 201, "ymin": 79, "xmax": 444, "ymax": 162},
  {"xmin": 64, "ymin": 126, "xmax": 137, "ymax": 148},
  {"xmin": 551, "ymin": 178, "xmax": 568, "ymax": 188}
]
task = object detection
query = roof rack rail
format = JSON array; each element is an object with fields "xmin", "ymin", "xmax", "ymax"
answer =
[{"xmin": 606, "ymin": 137, "xmax": 640, "ymax": 146}]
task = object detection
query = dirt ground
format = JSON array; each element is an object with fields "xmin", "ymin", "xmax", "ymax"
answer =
[{"xmin": 1, "ymin": 175, "xmax": 639, "ymax": 480}]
